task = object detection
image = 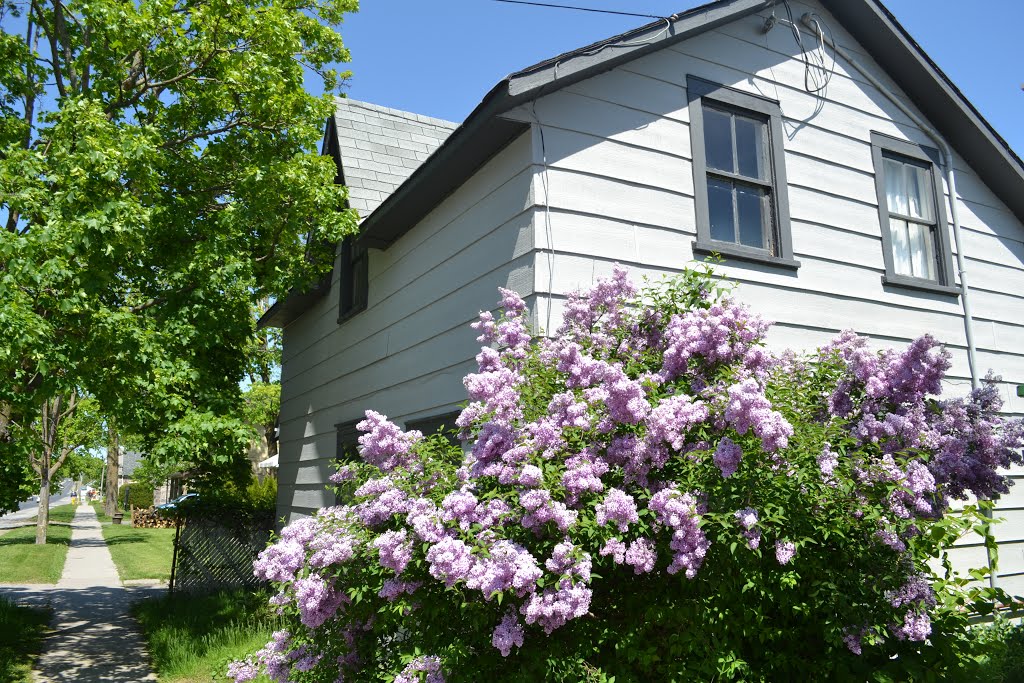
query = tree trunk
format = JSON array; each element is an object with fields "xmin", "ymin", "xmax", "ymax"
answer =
[
  {"xmin": 104, "ymin": 423, "xmax": 119, "ymax": 517},
  {"xmin": 35, "ymin": 474, "xmax": 49, "ymax": 545}
]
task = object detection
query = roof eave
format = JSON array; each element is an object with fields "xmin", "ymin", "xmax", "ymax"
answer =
[{"xmin": 357, "ymin": 0, "xmax": 777, "ymax": 250}]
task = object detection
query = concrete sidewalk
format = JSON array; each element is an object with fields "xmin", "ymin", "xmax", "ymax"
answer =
[{"xmin": 0, "ymin": 504, "xmax": 158, "ymax": 682}]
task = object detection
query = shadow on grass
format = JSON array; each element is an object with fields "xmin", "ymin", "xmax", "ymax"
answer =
[
  {"xmin": 0, "ymin": 594, "xmax": 51, "ymax": 682},
  {"xmin": 103, "ymin": 532, "xmax": 151, "ymax": 546},
  {"xmin": 133, "ymin": 589, "xmax": 278, "ymax": 681},
  {"xmin": 0, "ymin": 532, "xmax": 71, "ymax": 548}
]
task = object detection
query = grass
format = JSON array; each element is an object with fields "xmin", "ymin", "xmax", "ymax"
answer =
[
  {"xmin": 90, "ymin": 501, "xmax": 115, "ymax": 524},
  {"xmin": 100, "ymin": 524, "xmax": 176, "ymax": 582},
  {"xmin": 0, "ymin": 523, "xmax": 72, "ymax": 584},
  {"xmin": 132, "ymin": 589, "xmax": 277, "ymax": 682},
  {"xmin": 0, "ymin": 595, "xmax": 51, "ymax": 682},
  {"xmin": 43, "ymin": 504, "xmax": 77, "ymax": 524}
]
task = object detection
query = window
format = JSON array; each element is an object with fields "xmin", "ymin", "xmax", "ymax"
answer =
[
  {"xmin": 338, "ymin": 235, "xmax": 368, "ymax": 322},
  {"xmin": 334, "ymin": 419, "xmax": 361, "ymax": 504},
  {"xmin": 405, "ymin": 411, "xmax": 461, "ymax": 446},
  {"xmin": 870, "ymin": 132, "xmax": 957, "ymax": 295},
  {"xmin": 688, "ymin": 76, "xmax": 796, "ymax": 268}
]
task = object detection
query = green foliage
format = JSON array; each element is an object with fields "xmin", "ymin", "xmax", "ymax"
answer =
[
  {"xmin": 133, "ymin": 589, "xmax": 280, "ymax": 682},
  {"xmin": 124, "ymin": 483, "xmax": 155, "ymax": 509},
  {"xmin": 0, "ymin": 595, "xmax": 51, "ymax": 682},
  {"xmin": 0, "ymin": 0, "xmax": 359, "ymax": 506}
]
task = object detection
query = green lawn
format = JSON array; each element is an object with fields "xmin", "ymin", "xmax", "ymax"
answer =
[
  {"xmin": 90, "ymin": 501, "xmax": 115, "ymax": 524},
  {"xmin": 0, "ymin": 595, "xmax": 51, "ymax": 682},
  {"xmin": 132, "ymin": 590, "xmax": 276, "ymax": 682},
  {"xmin": 44, "ymin": 504, "xmax": 77, "ymax": 524},
  {"xmin": 0, "ymin": 524, "xmax": 72, "ymax": 584},
  {"xmin": 100, "ymin": 524, "xmax": 175, "ymax": 582}
]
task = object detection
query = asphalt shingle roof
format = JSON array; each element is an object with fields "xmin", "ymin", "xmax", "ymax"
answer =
[{"xmin": 332, "ymin": 98, "xmax": 459, "ymax": 218}]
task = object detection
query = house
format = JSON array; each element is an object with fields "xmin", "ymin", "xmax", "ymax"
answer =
[{"xmin": 261, "ymin": 0, "xmax": 1024, "ymax": 593}]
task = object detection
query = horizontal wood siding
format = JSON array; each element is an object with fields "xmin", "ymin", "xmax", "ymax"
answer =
[
  {"xmin": 277, "ymin": 133, "xmax": 535, "ymax": 523},
  {"xmin": 523, "ymin": 0, "xmax": 1024, "ymax": 588}
]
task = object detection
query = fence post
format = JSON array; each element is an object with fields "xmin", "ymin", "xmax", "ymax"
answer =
[{"xmin": 169, "ymin": 516, "xmax": 182, "ymax": 595}]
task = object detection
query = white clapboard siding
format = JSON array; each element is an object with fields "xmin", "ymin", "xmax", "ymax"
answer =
[{"xmin": 277, "ymin": 132, "xmax": 536, "ymax": 520}]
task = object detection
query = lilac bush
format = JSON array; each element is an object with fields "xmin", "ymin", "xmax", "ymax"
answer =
[{"xmin": 235, "ymin": 265, "xmax": 1023, "ymax": 681}]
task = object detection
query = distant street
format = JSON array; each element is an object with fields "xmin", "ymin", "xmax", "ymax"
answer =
[{"xmin": 1, "ymin": 481, "xmax": 74, "ymax": 529}]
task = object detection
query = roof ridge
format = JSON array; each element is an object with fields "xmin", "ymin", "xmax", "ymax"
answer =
[{"xmin": 335, "ymin": 96, "xmax": 460, "ymax": 129}]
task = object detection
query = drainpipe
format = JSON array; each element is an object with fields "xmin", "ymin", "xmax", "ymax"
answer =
[{"xmin": 779, "ymin": 13, "xmax": 992, "ymax": 588}]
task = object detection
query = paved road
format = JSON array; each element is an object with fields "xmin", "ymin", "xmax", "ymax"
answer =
[
  {"xmin": 0, "ymin": 504, "xmax": 159, "ymax": 681},
  {"xmin": 0, "ymin": 492, "xmax": 74, "ymax": 530}
]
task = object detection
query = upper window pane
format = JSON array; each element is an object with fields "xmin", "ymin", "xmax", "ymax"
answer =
[
  {"xmin": 884, "ymin": 157, "xmax": 934, "ymax": 222},
  {"xmin": 734, "ymin": 116, "xmax": 766, "ymax": 180},
  {"xmin": 704, "ymin": 108, "xmax": 733, "ymax": 173}
]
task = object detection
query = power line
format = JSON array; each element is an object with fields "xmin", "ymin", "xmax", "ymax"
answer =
[{"xmin": 491, "ymin": 0, "xmax": 667, "ymax": 20}]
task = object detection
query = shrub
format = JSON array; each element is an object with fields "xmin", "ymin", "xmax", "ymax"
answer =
[
  {"xmin": 125, "ymin": 484, "xmax": 154, "ymax": 509},
  {"xmin": 232, "ymin": 266, "xmax": 1024, "ymax": 682}
]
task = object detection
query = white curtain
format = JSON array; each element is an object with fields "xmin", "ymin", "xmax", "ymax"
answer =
[{"xmin": 885, "ymin": 158, "xmax": 936, "ymax": 279}]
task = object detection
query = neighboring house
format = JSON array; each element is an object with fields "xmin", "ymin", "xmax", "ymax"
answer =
[
  {"xmin": 262, "ymin": 0, "xmax": 1024, "ymax": 593},
  {"xmin": 118, "ymin": 450, "xmax": 144, "ymax": 489}
]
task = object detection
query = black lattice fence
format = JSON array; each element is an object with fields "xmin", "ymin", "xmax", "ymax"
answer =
[{"xmin": 169, "ymin": 511, "xmax": 273, "ymax": 595}]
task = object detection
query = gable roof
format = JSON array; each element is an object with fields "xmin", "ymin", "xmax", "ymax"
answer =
[
  {"xmin": 356, "ymin": 0, "xmax": 1024, "ymax": 250},
  {"xmin": 329, "ymin": 99, "xmax": 458, "ymax": 218},
  {"xmin": 262, "ymin": 0, "xmax": 1024, "ymax": 329}
]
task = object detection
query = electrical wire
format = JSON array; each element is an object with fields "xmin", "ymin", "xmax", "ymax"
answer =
[
  {"xmin": 531, "ymin": 100, "xmax": 557, "ymax": 337},
  {"xmin": 779, "ymin": 1, "xmax": 835, "ymax": 95},
  {"xmin": 492, "ymin": 0, "xmax": 666, "ymax": 20}
]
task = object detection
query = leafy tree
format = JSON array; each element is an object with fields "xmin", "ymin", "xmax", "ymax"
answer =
[
  {"xmin": 0, "ymin": 0, "xmax": 359, "ymax": 522},
  {"xmin": 233, "ymin": 268, "xmax": 1023, "ymax": 682}
]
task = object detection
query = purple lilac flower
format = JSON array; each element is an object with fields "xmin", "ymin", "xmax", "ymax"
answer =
[
  {"xmin": 426, "ymin": 537, "xmax": 476, "ymax": 588},
  {"xmin": 734, "ymin": 507, "xmax": 761, "ymax": 549},
  {"xmin": 818, "ymin": 446, "xmax": 839, "ymax": 485},
  {"xmin": 892, "ymin": 610, "xmax": 932, "ymax": 642},
  {"xmin": 356, "ymin": 411, "xmax": 422, "ymax": 472},
  {"xmin": 521, "ymin": 584, "xmax": 593, "ymax": 634},
  {"xmin": 373, "ymin": 529, "xmax": 413, "ymax": 574},
  {"xmin": 329, "ymin": 465, "xmax": 357, "ymax": 484},
  {"xmin": 406, "ymin": 498, "xmax": 446, "ymax": 543},
  {"xmin": 624, "ymin": 538, "xmax": 657, "ymax": 574},
  {"xmin": 594, "ymin": 488, "xmax": 639, "ymax": 533},
  {"xmin": 713, "ymin": 437, "xmax": 743, "ymax": 478},
  {"xmin": 518, "ymin": 464, "xmax": 543, "ymax": 487},
  {"xmin": 561, "ymin": 450, "xmax": 609, "ymax": 501},
  {"xmin": 775, "ymin": 540, "xmax": 796, "ymax": 566},
  {"xmin": 294, "ymin": 575, "xmax": 346, "ymax": 629},
  {"xmin": 254, "ymin": 539, "xmax": 306, "ymax": 583},
  {"xmin": 659, "ymin": 300, "xmax": 770, "ymax": 380},
  {"xmin": 842, "ymin": 629, "xmax": 864, "ymax": 655},
  {"xmin": 724, "ymin": 378, "xmax": 793, "ymax": 452},
  {"xmin": 227, "ymin": 658, "xmax": 259, "ymax": 683},
  {"xmin": 647, "ymin": 395, "xmax": 709, "ymax": 451},
  {"xmin": 466, "ymin": 540, "xmax": 542, "ymax": 598},
  {"xmin": 394, "ymin": 655, "xmax": 445, "ymax": 683},
  {"xmin": 600, "ymin": 538, "xmax": 626, "ymax": 564},
  {"xmin": 545, "ymin": 541, "xmax": 592, "ymax": 581},
  {"xmin": 492, "ymin": 611, "xmax": 526, "ymax": 657},
  {"xmin": 378, "ymin": 579, "xmax": 422, "ymax": 602},
  {"xmin": 307, "ymin": 527, "xmax": 359, "ymax": 569},
  {"xmin": 441, "ymin": 490, "xmax": 479, "ymax": 529}
]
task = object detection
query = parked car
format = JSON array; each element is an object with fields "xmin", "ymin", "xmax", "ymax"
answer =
[{"xmin": 155, "ymin": 493, "xmax": 199, "ymax": 512}]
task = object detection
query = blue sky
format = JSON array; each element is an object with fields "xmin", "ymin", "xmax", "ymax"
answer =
[{"xmin": 334, "ymin": 0, "xmax": 1023, "ymax": 156}]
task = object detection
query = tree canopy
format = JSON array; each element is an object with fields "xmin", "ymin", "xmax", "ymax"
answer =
[{"xmin": 0, "ymin": 0, "xmax": 358, "ymax": 514}]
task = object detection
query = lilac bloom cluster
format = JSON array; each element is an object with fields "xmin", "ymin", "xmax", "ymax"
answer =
[
  {"xmin": 724, "ymin": 378, "xmax": 793, "ymax": 452},
  {"xmin": 734, "ymin": 507, "xmax": 761, "ymax": 550},
  {"xmin": 649, "ymin": 486, "xmax": 709, "ymax": 578},
  {"xmin": 659, "ymin": 300, "xmax": 771, "ymax": 381},
  {"xmin": 394, "ymin": 655, "xmax": 445, "ymax": 683},
  {"xmin": 237, "ymin": 267, "xmax": 1024, "ymax": 679}
]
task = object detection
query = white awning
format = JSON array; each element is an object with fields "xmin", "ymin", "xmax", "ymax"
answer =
[{"xmin": 257, "ymin": 455, "xmax": 279, "ymax": 469}]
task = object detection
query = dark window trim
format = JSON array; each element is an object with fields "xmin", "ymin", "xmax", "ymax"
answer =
[
  {"xmin": 337, "ymin": 236, "xmax": 368, "ymax": 323},
  {"xmin": 687, "ymin": 75, "xmax": 796, "ymax": 268},
  {"xmin": 406, "ymin": 410, "xmax": 462, "ymax": 446},
  {"xmin": 869, "ymin": 131, "xmax": 959, "ymax": 297},
  {"xmin": 335, "ymin": 419, "xmax": 361, "ymax": 462}
]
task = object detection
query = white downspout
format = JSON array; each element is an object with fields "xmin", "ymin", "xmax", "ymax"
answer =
[{"xmin": 780, "ymin": 13, "xmax": 991, "ymax": 587}]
